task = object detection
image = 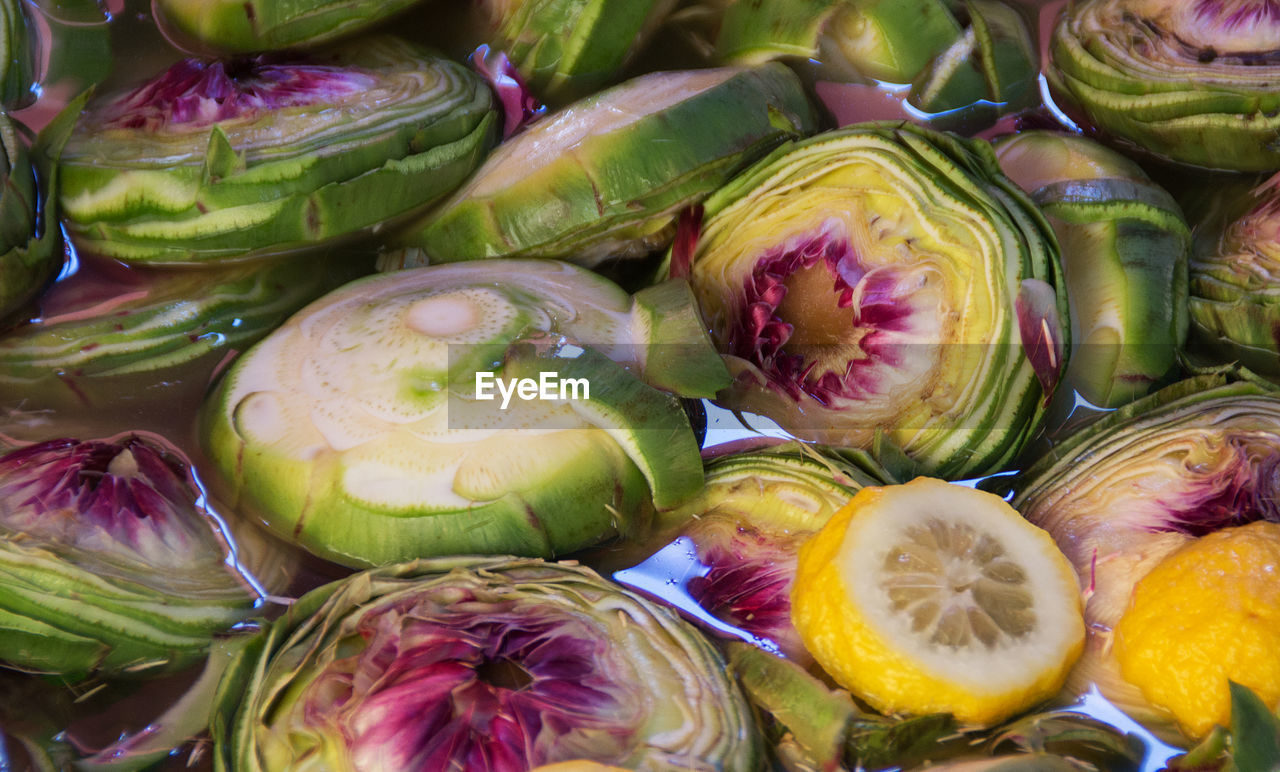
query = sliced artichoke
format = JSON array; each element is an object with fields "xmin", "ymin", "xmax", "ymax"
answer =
[
  {"xmin": 477, "ymin": 0, "xmax": 678, "ymax": 104},
  {"xmin": 994, "ymin": 130, "xmax": 1190, "ymax": 408},
  {"xmin": 0, "ymin": 254, "xmax": 364, "ymax": 408},
  {"xmin": 213, "ymin": 558, "xmax": 763, "ymax": 771},
  {"xmin": 395, "ymin": 64, "xmax": 817, "ymax": 268},
  {"xmin": 1189, "ymin": 175, "xmax": 1280, "ymax": 375},
  {"xmin": 59, "ymin": 36, "xmax": 497, "ymax": 264},
  {"xmin": 200, "ymin": 260, "xmax": 729, "ymax": 567},
  {"xmin": 618, "ymin": 444, "xmax": 889, "ymax": 660},
  {"xmin": 1049, "ymin": 0, "xmax": 1280, "ymax": 171},
  {"xmin": 0, "ymin": 434, "xmax": 256, "ymax": 676},
  {"xmin": 152, "ymin": 0, "xmax": 425, "ymax": 54},
  {"xmin": 673, "ymin": 123, "xmax": 1067, "ymax": 479}
]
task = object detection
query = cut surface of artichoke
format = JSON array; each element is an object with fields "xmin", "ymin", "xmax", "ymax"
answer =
[
  {"xmin": 59, "ymin": 36, "xmax": 497, "ymax": 264},
  {"xmin": 791, "ymin": 477, "xmax": 1084, "ymax": 726},
  {"xmin": 1049, "ymin": 0, "xmax": 1280, "ymax": 171},
  {"xmin": 679, "ymin": 123, "xmax": 1066, "ymax": 479},
  {"xmin": 200, "ymin": 260, "xmax": 724, "ymax": 567}
]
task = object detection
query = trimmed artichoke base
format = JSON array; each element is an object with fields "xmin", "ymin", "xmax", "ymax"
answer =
[{"xmin": 201, "ymin": 260, "xmax": 714, "ymax": 567}]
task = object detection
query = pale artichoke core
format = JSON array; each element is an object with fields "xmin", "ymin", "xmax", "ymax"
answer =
[
  {"xmin": 300, "ymin": 593, "xmax": 644, "ymax": 771},
  {"xmin": 98, "ymin": 57, "xmax": 377, "ymax": 132}
]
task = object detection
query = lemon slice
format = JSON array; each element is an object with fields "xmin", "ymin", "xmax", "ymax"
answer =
[{"xmin": 791, "ymin": 477, "xmax": 1084, "ymax": 726}]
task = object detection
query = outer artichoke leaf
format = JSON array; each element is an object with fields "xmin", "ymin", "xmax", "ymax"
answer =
[
  {"xmin": 630, "ymin": 278, "xmax": 732, "ymax": 399},
  {"xmin": 0, "ymin": 92, "xmax": 82, "ymax": 325},
  {"xmin": 478, "ymin": 0, "xmax": 678, "ymax": 104},
  {"xmin": 153, "ymin": 0, "xmax": 426, "ymax": 54},
  {"xmin": 680, "ymin": 122, "xmax": 1066, "ymax": 479},
  {"xmin": 1228, "ymin": 681, "xmax": 1280, "ymax": 772},
  {"xmin": 727, "ymin": 641, "xmax": 855, "ymax": 772},
  {"xmin": 200, "ymin": 260, "xmax": 714, "ymax": 567}
]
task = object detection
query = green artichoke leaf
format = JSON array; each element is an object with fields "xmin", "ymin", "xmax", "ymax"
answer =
[
  {"xmin": 395, "ymin": 63, "xmax": 818, "ymax": 268},
  {"xmin": 909, "ymin": 0, "xmax": 1038, "ymax": 116},
  {"xmin": 675, "ymin": 122, "xmax": 1067, "ymax": 479},
  {"xmin": 477, "ymin": 0, "xmax": 678, "ymax": 105},
  {"xmin": 199, "ymin": 259, "xmax": 716, "ymax": 568},
  {"xmin": 0, "ymin": 435, "xmax": 258, "ymax": 676},
  {"xmin": 152, "ymin": 0, "xmax": 427, "ymax": 54},
  {"xmin": 994, "ymin": 130, "xmax": 1190, "ymax": 408},
  {"xmin": 0, "ymin": 91, "xmax": 81, "ymax": 325},
  {"xmin": 0, "ymin": 253, "xmax": 366, "ymax": 409},
  {"xmin": 1189, "ymin": 175, "xmax": 1280, "ymax": 376},
  {"xmin": 214, "ymin": 558, "xmax": 764, "ymax": 771},
  {"xmin": 0, "ymin": 0, "xmax": 36, "ymax": 109},
  {"xmin": 58, "ymin": 36, "xmax": 497, "ymax": 265},
  {"xmin": 1048, "ymin": 0, "xmax": 1280, "ymax": 171}
]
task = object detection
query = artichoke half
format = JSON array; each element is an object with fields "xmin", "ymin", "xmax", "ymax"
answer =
[
  {"xmin": 1049, "ymin": 0, "xmax": 1280, "ymax": 172},
  {"xmin": 395, "ymin": 64, "xmax": 817, "ymax": 268},
  {"xmin": 200, "ymin": 259, "xmax": 729, "ymax": 568},
  {"xmin": 476, "ymin": 0, "xmax": 677, "ymax": 105},
  {"xmin": 58, "ymin": 36, "xmax": 497, "ymax": 264},
  {"xmin": 0, "ymin": 434, "xmax": 256, "ymax": 676},
  {"xmin": 214, "ymin": 558, "xmax": 763, "ymax": 771},
  {"xmin": 994, "ymin": 130, "xmax": 1190, "ymax": 408},
  {"xmin": 1189, "ymin": 175, "xmax": 1280, "ymax": 376},
  {"xmin": 0, "ymin": 254, "xmax": 361, "ymax": 408},
  {"xmin": 152, "ymin": 0, "xmax": 424, "ymax": 54},
  {"xmin": 675, "ymin": 123, "xmax": 1067, "ymax": 479}
]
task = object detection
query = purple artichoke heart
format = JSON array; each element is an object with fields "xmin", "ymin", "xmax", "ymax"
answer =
[{"xmin": 0, "ymin": 435, "xmax": 220, "ymax": 566}]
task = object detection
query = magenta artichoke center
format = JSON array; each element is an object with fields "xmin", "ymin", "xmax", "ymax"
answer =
[
  {"xmin": 684, "ymin": 520, "xmax": 811, "ymax": 658},
  {"xmin": 1151, "ymin": 437, "xmax": 1280, "ymax": 536},
  {"xmin": 0, "ymin": 437, "xmax": 207, "ymax": 565},
  {"xmin": 99, "ymin": 57, "xmax": 378, "ymax": 132},
  {"xmin": 306, "ymin": 593, "xmax": 645, "ymax": 771},
  {"xmin": 731, "ymin": 228, "xmax": 916, "ymax": 403}
]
